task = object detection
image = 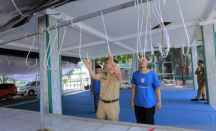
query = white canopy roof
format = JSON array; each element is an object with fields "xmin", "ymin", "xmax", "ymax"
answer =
[
  {"xmin": 0, "ymin": 55, "xmax": 81, "ymax": 81},
  {"xmin": 0, "ymin": 0, "xmax": 215, "ymax": 59}
]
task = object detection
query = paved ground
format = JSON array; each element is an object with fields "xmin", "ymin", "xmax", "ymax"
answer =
[
  {"xmin": 8, "ymin": 89, "xmax": 216, "ymax": 131},
  {"xmin": 1, "ymin": 79, "xmax": 193, "ymax": 107},
  {"xmin": 0, "ymin": 89, "xmax": 86, "ymax": 107},
  {"xmin": 0, "ymin": 108, "xmax": 198, "ymax": 131},
  {"xmin": 161, "ymin": 81, "xmax": 193, "ymax": 90},
  {"xmin": 0, "ymin": 95, "xmax": 37, "ymax": 107}
]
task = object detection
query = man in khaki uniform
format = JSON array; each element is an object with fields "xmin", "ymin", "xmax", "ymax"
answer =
[
  {"xmin": 191, "ymin": 60, "xmax": 206, "ymax": 101},
  {"xmin": 85, "ymin": 53, "xmax": 122, "ymax": 121}
]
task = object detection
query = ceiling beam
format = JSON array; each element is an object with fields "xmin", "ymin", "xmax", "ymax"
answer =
[
  {"xmin": 199, "ymin": 19, "xmax": 216, "ymax": 26},
  {"xmin": 0, "ymin": 39, "xmax": 90, "ymax": 58},
  {"xmin": 0, "ymin": 40, "xmax": 38, "ymax": 50},
  {"xmin": 0, "ymin": 0, "xmax": 151, "ymax": 46},
  {"xmin": 0, "ymin": 48, "xmax": 80, "ymax": 64},
  {"xmin": 60, "ymin": 52, "xmax": 94, "ymax": 59},
  {"xmin": 91, "ymin": 48, "xmax": 159, "ymax": 59},
  {"xmin": 112, "ymin": 20, "xmax": 198, "ymax": 42},
  {"xmin": 92, "ymin": 42, "xmax": 201, "ymax": 59},
  {"xmin": 45, "ymin": 9, "xmax": 135, "ymax": 52},
  {"xmin": 62, "ymin": 19, "xmax": 199, "ymax": 52},
  {"xmin": 203, "ymin": 0, "xmax": 216, "ymax": 20},
  {"xmin": 198, "ymin": 0, "xmax": 216, "ymax": 25},
  {"xmin": 174, "ymin": 43, "xmax": 202, "ymax": 49}
]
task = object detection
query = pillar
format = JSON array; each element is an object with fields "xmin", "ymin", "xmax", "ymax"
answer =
[
  {"xmin": 92, "ymin": 59, "xmax": 95, "ymax": 72},
  {"xmin": 2, "ymin": 75, "xmax": 6, "ymax": 83},
  {"xmin": 59, "ymin": 57, "xmax": 63, "ymax": 96},
  {"xmin": 132, "ymin": 54, "xmax": 138, "ymax": 72},
  {"xmin": 38, "ymin": 15, "xmax": 62, "ymax": 114},
  {"xmin": 191, "ymin": 45, "xmax": 198, "ymax": 90},
  {"xmin": 201, "ymin": 23, "xmax": 216, "ymax": 106}
]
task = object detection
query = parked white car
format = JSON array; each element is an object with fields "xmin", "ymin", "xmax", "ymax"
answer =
[{"xmin": 17, "ymin": 81, "xmax": 40, "ymax": 96}]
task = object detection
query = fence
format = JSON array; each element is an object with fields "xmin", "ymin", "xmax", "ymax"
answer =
[
  {"xmin": 157, "ymin": 73, "xmax": 176, "ymax": 84},
  {"xmin": 120, "ymin": 69, "xmax": 133, "ymax": 89},
  {"xmin": 62, "ymin": 78, "xmax": 90, "ymax": 91}
]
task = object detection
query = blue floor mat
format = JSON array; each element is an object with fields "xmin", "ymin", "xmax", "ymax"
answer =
[{"xmin": 8, "ymin": 89, "xmax": 216, "ymax": 131}]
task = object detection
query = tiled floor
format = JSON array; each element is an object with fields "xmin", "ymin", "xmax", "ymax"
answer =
[{"xmin": 0, "ymin": 108, "xmax": 197, "ymax": 131}]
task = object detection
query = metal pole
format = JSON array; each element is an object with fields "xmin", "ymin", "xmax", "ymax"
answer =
[
  {"xmin": 37, "ymin": 60, "xmax": 40, "ymax": 100},
  {"xmin": 39, "ymin": 33, "xmax": 44, "ymax": 130},
  {"xmin": 36, "ymin": 75, "xmax": 38, "ymax": 100},
  {"xmin": 80, "ymin": 67, "xmax": 82, "ymax": 91},
  {"xmin": 0, "ymin": 0, "xmax": 151, "ymax": 46}
]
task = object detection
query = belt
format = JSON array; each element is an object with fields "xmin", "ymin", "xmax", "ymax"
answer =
[{"xmin": 101, "ymin": 98, "xmax": 118, "ymax": 103}]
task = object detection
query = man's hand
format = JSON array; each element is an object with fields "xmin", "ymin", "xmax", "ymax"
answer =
[
  {"xmin": 130, "ymin": 102, "xmax": 135, "ymax": 110},
  {"xmin": 156, "ymin": 102, "xmax": 161, "ymax": 110},
  {"xmin": 108, "ymin": 53, "xmax": 115, "ymax": 66},
  {"xmin": 90, "ymin": 92, "xmax": 93, "ymax": 95},
  {"xmin": 84, "ymin": 59, "xmax": 92, "ymax": 70}
]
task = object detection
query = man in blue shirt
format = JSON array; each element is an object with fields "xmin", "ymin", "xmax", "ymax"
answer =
[
  {"xmin": 130, "ymin": 56, "xmax": 162, "ymax": 125},
  {"xmin": 90, "ymin": 65, "xmax": 102, "ymax": 114}
]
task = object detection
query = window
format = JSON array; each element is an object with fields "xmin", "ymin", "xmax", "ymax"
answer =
[
  {"xmin": 36, "ymin": 81, "xmax": 40, "ymax": 86},
  {"xmin": 26, "ymin": 81, "xmax": 36, "ymax": 86},
  {"xmin": 0, "ymin": 84, "xmax": 14, "ymax": 89},
  {"xmin": 164, "ymin": 63, "xmax": 172, "ymax": 73},
  {"xmin": 197, "ymin": 45, "xmax": 204, "ymax": 60}
]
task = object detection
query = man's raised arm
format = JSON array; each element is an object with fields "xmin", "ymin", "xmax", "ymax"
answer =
[{"xmin": 84, "ymin": 59, "xmax": 100, "ymax": 80}]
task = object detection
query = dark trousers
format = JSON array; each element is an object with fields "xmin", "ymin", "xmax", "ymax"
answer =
[
  {"xmin": 94, "ymin": 94, "xmax": 100, "ymax": 113},
  {"xmin": 134, "ymin": 105, "xmax": 155, "ymax": 125}
]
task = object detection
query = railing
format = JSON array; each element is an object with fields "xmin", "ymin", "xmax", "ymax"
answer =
[
  {"xmin": 120, "ymin": 69, "xmax": 133, "ymax": 89},
  {"xmin": 63, "ymin": 78, "xmax": 90, "ymax": 91},
  {"xmin": 157, "ymin": 73, "xmax": 176, "ymax": 84}
]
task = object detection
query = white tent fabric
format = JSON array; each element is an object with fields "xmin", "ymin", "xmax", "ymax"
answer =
[
  {"xmin": 6, "ymin": 74, "xmax": 37, "ymax": 81},
  {"xmin": 0, "ymin": 55, "xmax": 81, "ymax": 81},
  {"xmin": 0, "ymin": 0, "xmax": 214, "ymax": 59}
]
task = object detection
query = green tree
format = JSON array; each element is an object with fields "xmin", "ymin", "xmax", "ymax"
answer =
[
  {"xmin": 96, "ymin": 57, "xmax": 107, "ymax": 66},
  {"xmin": 197, "ymin": 45, "xmax": 203, "ymax": 60},
  {"xmin": 63, "ymin": 78, "xmax": 68, "ymax": 84},
  {"xmin": 66, "ymin": 69, "xmax": 75, "ymax": 76},
  {"xmin": 147, "ymin": 62, "xmax": 153, "ymax": 69},
  {"xmin": 96, "ymin": 54, "xmax": 132, "ymax": 66}
]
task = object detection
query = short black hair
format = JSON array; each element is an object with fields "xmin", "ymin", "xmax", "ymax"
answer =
[
  {"xmin": 95, "ymin": 65, "xmax": 101, "ymax": 69},
  {"xmin": 105, "ymin": 58, "xmax": 118, "ymax": 63},
  {"xmin": 198, "ymin": 60, "xmax": 204, "ymax": 64}
]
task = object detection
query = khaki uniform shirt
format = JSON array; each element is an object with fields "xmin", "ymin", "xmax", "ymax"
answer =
[
  {"xmin": 197, "ymin": 67, "xmax": 205, "ymax": 82},
  {"xmin": 99, "ymin": 71, "xmax": 121, "ymax": 100}
]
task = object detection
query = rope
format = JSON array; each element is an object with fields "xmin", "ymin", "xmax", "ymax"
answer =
[
  {"xmin": 143, "ymin": 0, "xmax": 154, "ymax": 63},
  {"xmin": 134, "ymin": 0, "xmax": 137, "ymax": 8},
  {"xmin": 176, "ymin": 0, "xmax": 190, "ymax": 56},
  {"xmin": 152, "ymin": 0, "xmax": 170, "ymax": 58},
  {"xmin": 136, "ymin": 1, "xmax": 144, "ymax": 61},
  {"xmin": 71, "ymin": 19, "xmax": 75, "ymax": 27},
  {"xmin": 101, "ymin": 11, "xmax": 111, "ymax": 55},
  {"xmin": 11, "ymin": 0, "xmax": 27, "ymax": 17},
  {"xmin": 46, "ymin": 23, "xmax": 59, "ymax": 70},
  {"xmin": 57, "ymin": 26, "xmax": 68, "ymax": 70},
  {"xmin": 44, "ymin": 26, "xmax": 51, "ymax": 69},
  {"xmin": 136, "ymin": 0, "xmax": 154, "ymax": 62},
  {"xmin": 25, "ymin": 33, "xmax": 37, "ymax": 67},
  {"xmin": 79, "ymin": 23, "xmax": 88, "ymax": 62}
]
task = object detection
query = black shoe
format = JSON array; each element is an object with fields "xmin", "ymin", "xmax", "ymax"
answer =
[
  {"xmin": 200, "ymin": 98, "xmax": 206, "ymax": 101},
  {"xmin": 191, "ymin": 99, "xmax": 199, "ymax": 101}
]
